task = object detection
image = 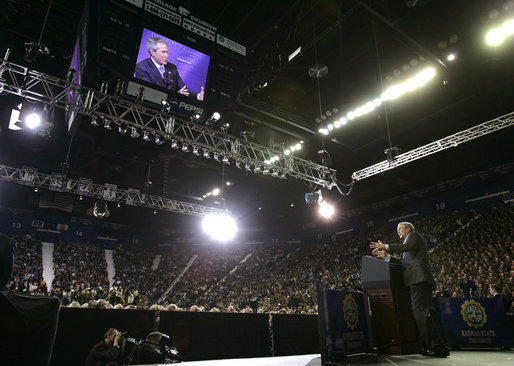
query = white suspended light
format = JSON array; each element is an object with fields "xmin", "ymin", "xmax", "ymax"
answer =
[
  {"xmin": 319, "ymin": 201, "xmax": 335, "ymax": 219},
  {"xmin": 486, "ymin": 28, "xmax": 505, "ymax": 46},
  {"xmin": 284, "ymin": 149, "xmax": 291, "ymax": 155},
  {"xmin": 333, "ymin": 120, "xmax": 341, "ymax": 128},
  {"xmin": 212, "ymin": 188, "xmax": 220, "ymax": 196},
  {"xmin": 347, "ymin": 111, "xmax": 355, "ymax": 120},
  {"xmin": 25, "ymin": 113, "xmax": 41, "ymax": 129},
  {"xmin": 202, "ymin": 213, "xmax": 237, "ymax": 242},
  {"xmin": 212, "ymin": 112, "xmax": 221, "ymax": 120},
  {"xmin": 327, "ymin": 124, "xmax": 334, "ymax": 131},
  {"xmin": 446, "ymin": 53, "xmax": 456, "ymax": 61},
  {"xmin": 503, "ymin": 19, "xmax": 514, "ymax": 35},
  {"xmin": 295, "ymin": 143, "xmax": 302, "ymax": 150}
]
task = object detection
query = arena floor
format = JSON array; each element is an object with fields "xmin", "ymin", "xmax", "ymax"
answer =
[{"xmin": 176, "ymin": 350, "xmax": 514, "ymax": 365}]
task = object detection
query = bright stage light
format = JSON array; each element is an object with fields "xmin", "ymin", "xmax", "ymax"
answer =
[
  {"xmin": 202, "ymin": 213, "xmax": 237, "ymax": 242},
  {"xmin": 319, "ymin": 201, "xmax": 335, "ymax": 219},
  {"xmin": 486, "ymin": 28, "xmax": 505, "ymax": 46},
  {"xmin": 212, "ymin": 188, "xmax": 220, "ymax": 196},
  {"xmin": 25, "ymin": 113, "xmax": 41, "ymax": 129}
]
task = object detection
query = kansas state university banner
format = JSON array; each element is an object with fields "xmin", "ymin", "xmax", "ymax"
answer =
[
  {"xmin": 434, "ymin": 297, "xmax": 513, "ymax": 347},
  {"xmin": 318, "ymin": 288, "xmax": 373, "ymax": 364}
]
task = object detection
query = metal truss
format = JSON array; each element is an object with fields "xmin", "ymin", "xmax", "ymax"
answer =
[
  {"xmin": 352, "ymin": 111, "xmax": 514, "ymax": 181},
  {"xmin": 0, "ymin": 164, "xmax": 228, "ymax": 216},
  {"xmin": 0, "ymin": 59, "xmax": 337, "ymax": 188}
]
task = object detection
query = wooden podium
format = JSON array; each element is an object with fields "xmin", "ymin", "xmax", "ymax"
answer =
[{"xmin": 361, "ymin": 256, "xmax": 419, "ymax": 354}]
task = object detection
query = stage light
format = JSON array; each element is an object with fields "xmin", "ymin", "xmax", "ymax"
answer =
[
  {"xmin": 118, "ymin": 124, "xmax": 128, "ymax": 134},
  {"xmin": 295, "ymin": 143, "xmax": 302, "ymax": 150},
  {"xmin": 254, "ymin": 165, "xmax": 263, "ymax": 173},
  {"xmin": 93, "ymin": 200, "xmax": 109, "ymax": 218},
  {"xmin": 327, "ymin": 124, "xmax": 334, "ymax": 131},
  {"xmin": 305, "ymin": 190, "xmax": 323, "ymax": 207},
  {"xmin": 212, "ymin": 112, "xmax": 221, "ymax": 120},
  {"xmin": 143, "ymin": 131, "xmax": 152, "ymax": 141},
  {"xmin": 103, "ymin": 119, "xmax": 114, "ymax": 130},
  {"xmin": 91, "ymin": 117, "xmax": 101, "ymax": 127},
  {"xmin": 272, "ymin": 170, "xmax": 279, "ymax": 177},
  {"xmin": 220, "ymin": 122, "xmax": 230, "ymax": 132},
  {"xmin": 203, "ymin": 150, "xmax": 211, "ymax": 158},
  {"xmin": 504, "ymin": 19, "xmax": 514, "ymax": 35},
  {"xmin": 131, "ymin": 127, "xmax": 141, "ymax": 138},
  {"xmin": 263, "ymin": 168, "xmax": 270, "ymax": 175},
  {"xmin": 182, "ymin": 144, "xmax": 190, "ymax": 152},
  {"xmin": 202, "ymin": 213, "xmax": 237, "ymax": 242},
  {"xmin": 161, "ymin": 99, "xmax": 170, "ymax": 113},
  {"xmin": 284, "ymin": 149, "xmax": 291, "ymax": 155},
  {"xmin": 347, "ymin": 111, "xmax": 355, "ymax": 120},
  {"xmin": 333, "ymin": 120, "xmax": 341, "ymax": 128},
  {"xmin": 264, "ymin": 160, "xmax": 271, "ymax": 165},
  {"xmin": 279, "ymin": 171, "xmax": 286, "ymax": 179},
  {"xmin": 222, "ymin": 155, "xmax": 230, "ymax": 164},
  {"xmin": 25, "ymin": 112, "xmax": 41, "ymax": 129},
  {"xmin": 193, "ymin": 146, "xmax": 200, "ymax": 155},
  {"xmin": 212, "ymin": 188, "xmax": 220, "ymax": 196},
  {"xmin": 171, "ymin": 139, "xmax": 179, "ymax": 149},
  {"xmin": 319, "ymin": 201, "xmax": 335, "ymax": 219},
  {"xmin": 446, "ymin": 53, "xmax": 456, "ymax": 61},
  {"xmin": 155, "ymin": 135, "xmax": 165, "ymax": 145}
]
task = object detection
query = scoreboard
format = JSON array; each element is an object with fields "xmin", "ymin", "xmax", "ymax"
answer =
[{"xmin": 69, "ymin": 0, "xmax": 246, "ymax": 131}]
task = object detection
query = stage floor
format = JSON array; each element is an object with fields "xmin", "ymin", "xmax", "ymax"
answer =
[{"xmin": 178, "ymin": 350, "xmax": 514, "ymax": 365}]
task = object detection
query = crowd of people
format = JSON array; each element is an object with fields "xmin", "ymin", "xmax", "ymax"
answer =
[{"xmin": 4, "ymin": 203, "xmax": 513, "ymax": 314}]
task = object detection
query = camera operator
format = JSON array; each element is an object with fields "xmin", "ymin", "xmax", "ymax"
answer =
[{"xmin": 84, "ymin": 328, "xmax": 123, "ymax": 366}]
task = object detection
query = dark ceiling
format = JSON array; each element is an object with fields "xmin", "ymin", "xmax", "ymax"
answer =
[{"xmin": 0, "ymin": 0, "xmax": 513, "ymax": 233}]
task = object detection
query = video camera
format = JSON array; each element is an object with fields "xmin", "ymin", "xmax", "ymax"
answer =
[{"xmin": 120, "ymin": 332, "xmax": 182, "ymax": 364}]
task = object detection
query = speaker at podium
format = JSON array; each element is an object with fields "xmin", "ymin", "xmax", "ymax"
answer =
[{"xmin": 361, "ymin": 256, "xmax": 419, "ymax": 354}]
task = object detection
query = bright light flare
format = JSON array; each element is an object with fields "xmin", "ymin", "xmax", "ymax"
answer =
[
  {"xmin": 319, "ymin": 201, "xmax": 335, "ymax": 219},
  {"xmin": 202, "ymin": 213, "xmax": 237, "ymax": 242},
  {"xmin": 25, "ymin": 113, "xmax": 41, "ymax": 129},
  {"xmin": 212, "ymin": 188, "xmax": 220, "ymax": 196}
]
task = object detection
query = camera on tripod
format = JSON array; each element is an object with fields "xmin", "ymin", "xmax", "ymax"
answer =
[{"xmin": 121, "ymin": 331, "xmax": 182, "ymax": 364}]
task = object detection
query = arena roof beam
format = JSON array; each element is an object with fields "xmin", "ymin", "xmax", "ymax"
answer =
[
  {"xmin": 0, "ymin": 59, "xmax": 337, "ymax": 189},
  {"xmin": 0, "ymin": 164, "xmax": 227, "ymax": 216},
  {"xmin": 352, "ymin": 111, "xmax": 514, "ymax": 181}
]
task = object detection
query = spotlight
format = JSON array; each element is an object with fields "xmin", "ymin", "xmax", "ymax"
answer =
[
  {"xmin": 284, "ymin": 149, "xmax": 291, "ymax": 155},
  {"xmin": 182, "ymin": 144, "xmax": 190, "ymax": 152},
  {"xmin": 222, "ymin": 155, "xmax": 230, "ymax": 164},
  {"xmin": 278, "ymin": 170, "xmax": 287, "ymax": 179},
  {"xmin": 212, "ymin": 188, "xmax": 220, "ymax": 196},
  {"xmin": 254, "ymin": 165, "xmax": 263, "ymax": 173},
  {"xmin": 93, "ymin": 200, "xmax": 109, "ymax": 218},
  {"xmin": 130, "ymin": 127, "xmax": 141, "ymax": 138},
  {"xmin": 25, "ymin": 112, "xmax": 41, "ymax": 129},
  {"xmin": 153, "ymin": 210, "xmax": 157, "ymax": 215},
  {"xmin": 193, "ymin": 146, "xmax": 200, "ymax": 155},
  {"xmin": 447, "ymin": 53, "xmax": 456, "ymax": 61},
  {"xmin": 319, "ymin": 201, "xmax": 335, "ymax": 219},
  {"xmin": 305, "ymin": 190, "xmax": 323, "ymax": 207},
  {"xmin": 143, "ymin": 131, "xmax": 152, "ymax": 141},
  {"xmin": 161, "ymin": 99, "xmax": 170, "ymax": 113},
  {"xmin": 155, "ymin": 135, "xmax": 165, "ymax": 145},
  {"xmin": 263, "ymin": 168, "xmax": 271, "ymax": 175},
  {"xmin": 171, "ymin": 139, "xmax": 179, "ymax": 149},
  {"xmin": 220, "ymin": 122, "xmax": 230, "ymax": 132},
  {"xmin": 202, "ymin": 213, "xmax": 237, "ymax": 242},
  {"xmin": 272, "ymin": 170, "xmax": 279, "ymax": 177},
  {"xmin": 103, "ymin": 119, "xmax": 114, "ymax": 130},
  {"xmin": 212, "ymin": 112, "xmax": 221, "ymax": 121},
  {"xmin": 245, "ymin": 163, "xmax": 253, "ymax": 172},
  {"xmin": 91, "ymin": 117, "xmax": 101, "ymax": 127},
  {"xmin": 118, "ymin": 124, "xmax": 128, "ymax": 134},
  {"xmin": 203, "ymin": 150, "xmax": 211, "ymax": 158}
]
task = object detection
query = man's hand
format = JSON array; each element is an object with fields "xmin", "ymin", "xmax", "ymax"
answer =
[
  {"xmin": 370, "ymin": 240, "xmax": 386, "ymax": 250},
  {"xmin": 178, "ymin": 85, "xmax": 190, "ymax": 96},
  {"xmin": 113, "ymin": 332, "xmax": 122, "ymax": 346},
  {"xmin": 373, "ymin": 249, "xmax": 387, "ymax": 259}
]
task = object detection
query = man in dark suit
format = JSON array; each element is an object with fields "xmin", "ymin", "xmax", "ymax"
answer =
[
  {"xmin": 134, "ymin": 36, "xmax": 204, "ymax": 100},
  {"xmin": 370, "ymin": 222, "xmax": 449, "ymax": 357}
]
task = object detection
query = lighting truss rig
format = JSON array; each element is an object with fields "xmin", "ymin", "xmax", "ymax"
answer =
[
  {"xmin": 351, "ymin": 111, "xmax": 514, "ymax": 181},
  {"xmin": 0, "ymin": 59, "xmax": 337, "ymax": 188},
  {"xmin": 0, "ymin": 164, "xmax": 227, "ymax": 216}
]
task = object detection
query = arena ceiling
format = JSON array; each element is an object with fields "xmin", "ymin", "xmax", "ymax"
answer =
[{"xmin": 0, "ymin": 0, "xmax": 513, "ymax": 233}]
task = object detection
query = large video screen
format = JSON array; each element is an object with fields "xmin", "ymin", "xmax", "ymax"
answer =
[{"xmin": 133, "ymin": 28, "xmax": 210, "ymax": 101}]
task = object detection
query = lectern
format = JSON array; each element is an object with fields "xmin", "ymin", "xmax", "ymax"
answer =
[{"xmin": 361, "ymin": 256, "xmax": 419, "ymax": 354}]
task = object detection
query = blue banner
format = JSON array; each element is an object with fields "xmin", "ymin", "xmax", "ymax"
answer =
[
  {"xmin": 318, "ymin": 288, "xmax": 372, "ymax": 364},
  {"xmin": 434, "ymin": 297, "xmax": 513, "ymax": 347}
]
